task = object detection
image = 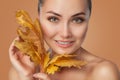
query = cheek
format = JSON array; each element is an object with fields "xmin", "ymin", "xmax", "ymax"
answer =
[
  {"xmin": 40, "ymin": 23, "xmax": 56, "ymax": 39},
  {"xmin": 72, "ymin": 25, "xmax": 88, "ymax": 40}
]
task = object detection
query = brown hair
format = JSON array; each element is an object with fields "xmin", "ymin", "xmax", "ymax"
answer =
[{"xmin": 38, "ymin": 0, "xmax": 92, "ymax": 14}]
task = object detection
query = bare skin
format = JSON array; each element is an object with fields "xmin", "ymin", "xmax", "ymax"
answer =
[
  {"xmin": 9, "ymin": 43, "xmax": 120, "ymax": 80},
  {"xmin": 48, "ymin": 48, "xmax": 120, "ymax": 80},
  {"xmin": 9, "ymin": 0, "xmax": 120, "ymax": 80}
]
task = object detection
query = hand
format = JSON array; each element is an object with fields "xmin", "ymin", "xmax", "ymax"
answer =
[
  {"xmin": 33, "ymin": 73, "xmax": 51, "ymax": 80},
  {"xmin": 9, "ymin": 37, "xmax": 36, "ymax": 79}
]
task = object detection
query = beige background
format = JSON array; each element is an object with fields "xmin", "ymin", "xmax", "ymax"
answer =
[{"xmin": 0, "ymin": 0, "xmax": 120, "ymax": 80}]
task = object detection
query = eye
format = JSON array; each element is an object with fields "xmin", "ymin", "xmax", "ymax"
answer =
[
  {"xmin": 47, "ymin": 16, "xmax": 59, "ymax": 23},
  {"xmin": 72, "ymin": 17, "xmax": 84, "ymax": 24}
]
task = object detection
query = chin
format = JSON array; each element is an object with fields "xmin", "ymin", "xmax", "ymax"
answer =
[{"xmin": 53, "ymin": 48, "xmax": 76, "ymax": 55}]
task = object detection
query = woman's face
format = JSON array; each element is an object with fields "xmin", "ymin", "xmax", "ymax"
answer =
[{"xmin": 39, "ymin": 0, "xmax": 90, "ymax": 54}]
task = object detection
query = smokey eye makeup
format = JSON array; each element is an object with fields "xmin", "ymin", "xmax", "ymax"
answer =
[
  {"xmin": 47, "ymin": 16, "xmax": 59, "ymax": 23},
  {"xmin": 46, "ymin": 14, "xmax": 86, "ymax": 25},
  {"xmin": 72, "ymin": 17, "xmax": 85, "ymax": 24}
]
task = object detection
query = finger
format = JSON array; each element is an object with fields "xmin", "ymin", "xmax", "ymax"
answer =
[
  {"xmin": 33, "ymin": 73, "xmax": 50, "ymax": 80},
  {"xmin": 9, "ymin": 37, "xmax": 22, "ymax": 57},
  {"xmin": 9, "ymin": 37, "xmax": 36, "ymax": 76},
  {"xmin": 9, "ymin": 37, "xmax": 18, "ymax": 54},
  {"xmin": 9, "ymin": 37, "xmax": 34, "ymax": 64},
  {"xmin": 9, "ymin": 54, "xmax": 33, "ymax": 76},
  {"xmin": 9, "ymin": 38, "xmax": 31, "ymax": 75},
  {"xmin": 9, "ymin": 49, "xmax": 25, "ymax": 73},
  {"xmin": 9, "ymin": 37, "xmax": 23, "ymax": 63}
]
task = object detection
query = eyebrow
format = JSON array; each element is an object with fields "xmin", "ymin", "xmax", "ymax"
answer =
[
  {"xmin": 46, "ymin": 11, "xmax": 86, "ymax": 17},
  {"xmin": 72, "ymin": 12, "xmax": 86, "ymax": 17}
]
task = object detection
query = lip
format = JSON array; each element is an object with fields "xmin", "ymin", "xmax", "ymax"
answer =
[{"xmin": 55, "ymin": 40, "xmax": 74, "ymax": 48}]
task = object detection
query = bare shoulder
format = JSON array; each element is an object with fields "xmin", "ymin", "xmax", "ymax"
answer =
[{"xmin": 89, "ymin": 60, "xmax": 120, "ymax": 80}]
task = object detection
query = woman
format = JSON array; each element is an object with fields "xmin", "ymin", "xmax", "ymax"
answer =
[{"xmin": 9, "ymin": 0, "xmax": 120, "ymax": 80}]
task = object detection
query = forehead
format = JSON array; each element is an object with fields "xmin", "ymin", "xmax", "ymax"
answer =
[{"xmin": 41, "ymin": 0, "xmax": 89, "ymax": 14}]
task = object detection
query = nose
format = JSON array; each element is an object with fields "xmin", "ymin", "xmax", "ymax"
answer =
[{"xmin": 59, "ymin": 22, "xmax": 72, "ymax": 39}]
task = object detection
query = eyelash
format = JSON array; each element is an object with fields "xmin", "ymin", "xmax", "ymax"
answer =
[
  {"xmin": 47, "ymin": 16, "xmax": 85, "ymax": 24},
  {"xmin": 47, "ymin": 16, "xmax": 59, "ymax": 23},
  {"xmin": 72, "ymin": 17, "xmax": 85, "ymax": 24}
]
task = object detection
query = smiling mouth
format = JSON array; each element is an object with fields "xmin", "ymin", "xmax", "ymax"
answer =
[{"xmin": 55, "ymin": 40, "xmax": 74, "ymax": 48}]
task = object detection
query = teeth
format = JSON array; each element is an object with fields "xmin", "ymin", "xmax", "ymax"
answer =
[{"xmin": 57, "ymin": 41, "xmax": 71, "ymax": 44}]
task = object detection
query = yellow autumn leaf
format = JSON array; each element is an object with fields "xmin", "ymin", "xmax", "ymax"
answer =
[
  {"xmin": 48, "ymin": 54, "xmax": 77, "ymax": 65},
  {"xmin": 15, "ymin": 10, "xmax": 46, "ymax": 66},
  {"xmin": 16, "ymin": 10, "xmax": 32, "ymax": 23},
  {"xmin": 45, "ymin": 54, "xmax": 86, "ymax": 74},
  {"xmin": 14, "ymin": 40, "xmax": 41, "ymax": 64},
  {"xmin": 46, "ymin": 64, "xmax": 59, "ymax": 74},
  {"xmin": 53, "ymin": 58, "xmax": 86, "ymax": 68},
  {"xmin": 43, "ymin": 52, "xmax": 50, "ymax": 69},
  {"xmin": 16, "ymin": 10, "xmax": 33, "ymax": 29}
]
